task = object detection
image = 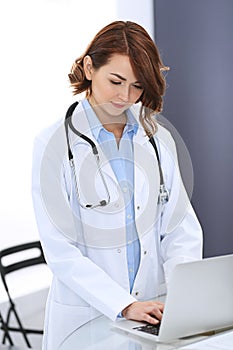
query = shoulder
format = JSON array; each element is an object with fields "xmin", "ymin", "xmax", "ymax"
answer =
[
  {"xmin": 129, "ymin": 104, "xmax": 177, "ymax": 159},
  {"xmin": 155, "ymin": 119, "xmax": 177, "ymax": 160},
  {"xmin": 33, "ymin": 119, "xmax": 65, "ymax": 162},
  {"xmin": 156, "ymin": 123, "xmax": 176, "ymax": 149},
  {"xmin": 151, "ymin": 121, "xmax": 179, "ymax": 172},
  {"xmin": 34, "ymin": 118, "xmax": 64, "ymax": 146},
  {"xmin": 130, "ymin": 104, "xmax": 175, "ymax": 145},
  {"xmin": 34, "ymin": 99, "xmax": 85, "ymax": 146}
]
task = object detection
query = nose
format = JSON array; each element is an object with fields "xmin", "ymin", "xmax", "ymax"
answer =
[{"xmin": 118, "ymin": 85, "xmax": 130, "ymax": 102}]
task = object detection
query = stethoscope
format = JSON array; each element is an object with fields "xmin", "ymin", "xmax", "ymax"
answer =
[{"xmin": 64, "ymin": 101, "xmax": 169, "ymax": 209}]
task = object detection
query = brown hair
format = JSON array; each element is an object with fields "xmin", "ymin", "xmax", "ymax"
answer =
[{"xmin": 69, "ymin": 21, "xmax": 168, "ymax": 135}]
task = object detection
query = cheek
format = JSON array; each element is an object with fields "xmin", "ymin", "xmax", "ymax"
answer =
[
  {"xmin": 131, "ymin": 90, "xmax": 143, "ymax": 103},
  {"xmin": 93, "ymin": 82, "xmax": 115, "ymax": 101}
]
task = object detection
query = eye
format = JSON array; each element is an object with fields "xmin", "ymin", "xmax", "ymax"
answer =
[
  {"xmin": 133, "ymin": 84, "xmax": 143, "ymax": 90},
  {"xmin": 110, "ymin": 80, "xmax": 122, "ymax": 85}
]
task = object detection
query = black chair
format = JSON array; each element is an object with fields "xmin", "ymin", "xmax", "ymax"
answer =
[
  {"xmin": 0, "ymin": 311, "xmax": 14, "ymax": 346},
  {"xmin": 0, "ymin": 241, "xmax": 46, "ymax": 348}
]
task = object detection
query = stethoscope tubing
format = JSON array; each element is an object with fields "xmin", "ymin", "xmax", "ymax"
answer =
[{"xmin": 64, "ymin": 102, "xmax": 169, "ymax": 207}]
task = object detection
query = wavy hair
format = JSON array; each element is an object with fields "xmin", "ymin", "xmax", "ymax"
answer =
[{"xmin": 68, "ymin": 21, "xmax": 169, "ymax": 136}]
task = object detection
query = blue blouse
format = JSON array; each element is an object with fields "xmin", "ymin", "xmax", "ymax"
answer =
[{"xmin": 82, "ymin": 99, "xmax": 141, "ymax": 293}]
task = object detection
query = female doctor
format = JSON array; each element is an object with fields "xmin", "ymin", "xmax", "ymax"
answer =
[{"xmin": 32, "ymin": 21, "xmax": 203, "ymax": 349}]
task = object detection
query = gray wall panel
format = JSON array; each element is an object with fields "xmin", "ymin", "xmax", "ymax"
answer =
[{"xmin": 154, "ymin": 0, "xmax": 233, "ymax": 257}]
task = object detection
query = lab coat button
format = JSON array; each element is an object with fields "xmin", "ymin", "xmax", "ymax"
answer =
[
  {"xmin": 137, "ymin": 206, "xmax": 140, "ymax": 210},
  {"xmin": 144, "ymin": 250, "xmax": 147, "ymax": 255},
  {"xmin": 117, "ymin": 248, "xmax": 121, "ymax": 253},
  {"xmin": 122, "ymin": 187, "xmax": 127, "ymax": 193},
  {"xmin": 135, "ymin": 291, "xmax": 139, "ymax": 296}
]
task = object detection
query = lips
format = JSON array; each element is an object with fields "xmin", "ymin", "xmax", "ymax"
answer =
[{"xmin": 111, "ymin": 102, "xmax": 126, "ymax": 109}]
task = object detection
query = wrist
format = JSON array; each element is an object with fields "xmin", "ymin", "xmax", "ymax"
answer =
[
  {"xmin": 122, "ymin": 302, "xmax": 135, "ymax": 318},
  {"xmin": 122, "ymin": 306, "xmax": 127, "ymax": 318}
]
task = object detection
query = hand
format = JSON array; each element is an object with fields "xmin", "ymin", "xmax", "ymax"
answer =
[{"xmin": 122, "ymin": 301, "xmax": 164, "ymax": 325}]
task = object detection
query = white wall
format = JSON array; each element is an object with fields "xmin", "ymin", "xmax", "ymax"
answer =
[
  {"xmin": 0, "ymin": 0, "xmax": 117, "ymax": 248},
  {"xmin": 116, "ymin": 0, "xmax": 154, "ymax": 38},
  {"xmin": 0, "ymin": 0, "xmax": 153, "ymax": 249}
]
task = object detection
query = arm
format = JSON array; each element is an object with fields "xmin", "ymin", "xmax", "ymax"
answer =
[
  {"xmin": 157, "ymin": 129, "xmax": 203, "ymax": 284},
  {"xmin": 122, "ymin": 131, "xmax": 202, "ymax": 323}
]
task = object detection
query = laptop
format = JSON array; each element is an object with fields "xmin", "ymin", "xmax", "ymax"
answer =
[{"xmin": 112, "ymin": 254, "xmax": 233, "ymax": 343}]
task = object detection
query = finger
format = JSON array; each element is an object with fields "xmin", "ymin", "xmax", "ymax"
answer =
[
  {"xmin": 152, "ymin": 301, "xmax": 164, "ymax": 310},
  {"xmin": 155, "ymin": 305, "xmax": 164, "ymax": 313},
  {"xmin": 154, "ymin": 301, "xmax": 164, "ymax": 306},
  {"xmin": 147, "ymin": 305, "xmax": 163, "ymax": 320},
  {"xmin": 152, "ymin": 308, "xmax": 163, "ymax": 321},
  {"xmin": 148, "ymin": 303, "xmax": 164, "ymax": 312},
  {"xmin": 143, "ymin": 313, "xmax": 160, "ymax": 325},
  {"xmin": 151, "ymin": 302, "xmax": 164, "ymax": 312}
]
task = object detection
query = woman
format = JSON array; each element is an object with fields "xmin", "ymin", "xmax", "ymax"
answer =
[{"xmin": 32, "ymin": 21, "xmax": 203, "ymax": 349}]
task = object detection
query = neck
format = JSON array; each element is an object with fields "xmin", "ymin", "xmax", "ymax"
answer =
[{"xmin": 88, "ymin": 97, "xmax": 127, "ymax": 140}]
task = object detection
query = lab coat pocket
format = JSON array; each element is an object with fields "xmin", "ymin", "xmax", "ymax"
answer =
[{"xmin": 47, "ymin": 301, "xmax": 92, "ymax": 349}]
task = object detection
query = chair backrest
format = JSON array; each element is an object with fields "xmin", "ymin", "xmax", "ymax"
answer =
[{"xmin": 0, "ymin": 241, "xmax": 46, "ymax": 296}]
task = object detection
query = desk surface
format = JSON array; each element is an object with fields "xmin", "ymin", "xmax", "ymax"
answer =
[{"xmin": 58, "ymin": 315, "xmax": 233, "ymax": 350}]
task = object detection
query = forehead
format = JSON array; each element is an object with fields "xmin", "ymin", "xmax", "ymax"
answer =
[{"xmin": 100, "ymin": 54, "xmax": 137, "ymax": 80}]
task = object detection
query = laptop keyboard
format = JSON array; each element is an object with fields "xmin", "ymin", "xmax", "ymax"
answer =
[{"xmin": 133, "ymin": 323, "xmax": 160, "ymax": 336}]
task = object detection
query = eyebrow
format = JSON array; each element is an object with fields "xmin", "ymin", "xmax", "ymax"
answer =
[
  {"xmin": 110, "ymin": 73, "xmax": 141, "ymax": 84},
  {"xmin": 110, "ymin": 73, "xmax": 127, "ymax": 81}
]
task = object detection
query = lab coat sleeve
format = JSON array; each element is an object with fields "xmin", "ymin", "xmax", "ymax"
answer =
[
  {"xmin": 31, "ymin": 129, "xmax": 136, "ymax": 321},
  {"xmin": 158, "ymin": 130, "xmax": 203, "ymax": 284}
]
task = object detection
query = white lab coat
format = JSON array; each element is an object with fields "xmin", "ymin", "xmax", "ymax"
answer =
[{"xmin": 31, "ymin": 101, "xmax": 203, "ymax": 349}]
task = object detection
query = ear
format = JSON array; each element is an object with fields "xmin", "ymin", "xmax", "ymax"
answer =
[{"xmin": 83, "ymin": 55, "xmax": 93, "ymax": 81}]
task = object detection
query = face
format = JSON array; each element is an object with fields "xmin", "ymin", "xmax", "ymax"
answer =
[{"xmin": 84, "ymin": 54, "xmax": 143, "ymax": 121}]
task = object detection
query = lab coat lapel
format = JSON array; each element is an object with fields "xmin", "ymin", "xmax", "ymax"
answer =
[
  {"xmin": 69, "ymin": 101, "xmax": 117, "ymax": 183},
  {"xmin": 131, "ymin": 113, "xmax": 160, "ymax": 230},
  {"xmin": 69, "ymin": 102, "xmax": 159, "ymax": 190},
  {"xmin": 131, "ymin": 108, "xmax": 158, "ymax": 194}
]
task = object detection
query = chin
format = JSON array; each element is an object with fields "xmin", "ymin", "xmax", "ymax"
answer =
[{"xmin": 104, "ymin": 105, "xmax": 126, "ymax": 116}]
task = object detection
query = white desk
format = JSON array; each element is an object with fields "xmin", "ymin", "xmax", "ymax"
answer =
[
  {"xmin": 58, "ymin": 314, "xmax": 233, "ymax": 350},
  {"xmin": 179, "ymin": 330, "xmax": 233, "ymax": 349}
]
